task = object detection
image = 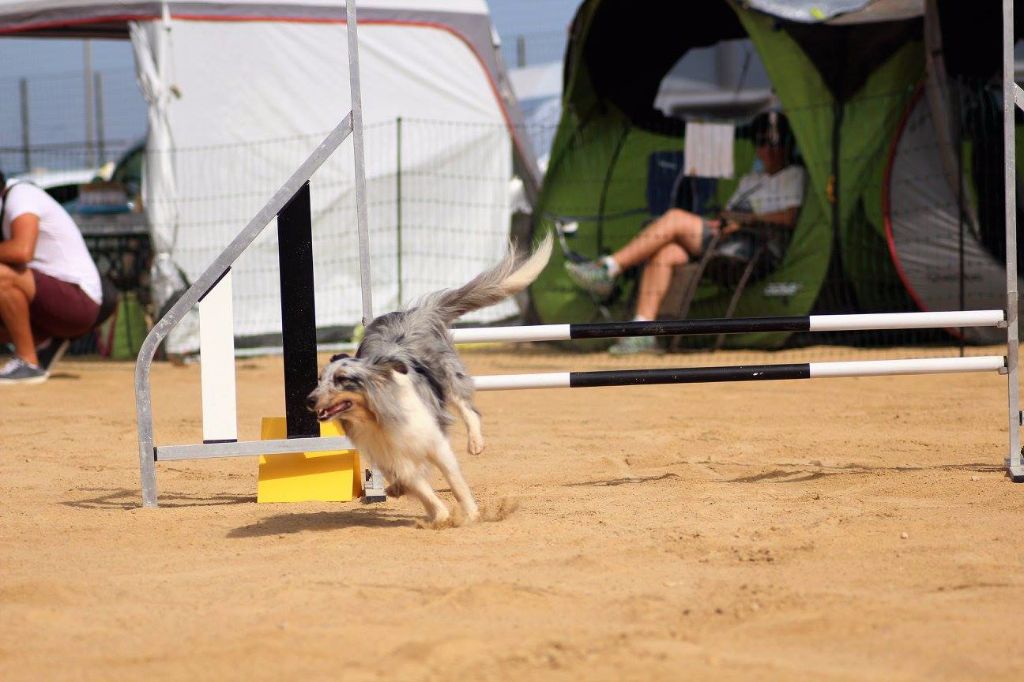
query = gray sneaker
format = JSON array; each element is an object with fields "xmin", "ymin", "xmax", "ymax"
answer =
[
  {"xmin": 0, "ymin": 357, "xmax": 48, "ymax": 385},
  {"xmin": 565, "ymin": 260, "xmax": 615, "ymax": 299},
  {"xmin": 607, "ymin": 335, "xmax": 662, "ymax": 356}
]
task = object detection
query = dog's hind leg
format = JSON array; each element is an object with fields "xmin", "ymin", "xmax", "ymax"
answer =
[
  {"xmin": 451, "ymin": 395, "xmax": 484, "ymax": 455},
  {"xmin": 429, "ymin": 442, "xmax": 479, "ymax": 523},
  {"xmin": 402, "ymin": 474, "xmax": 451, "ymax": 527}
]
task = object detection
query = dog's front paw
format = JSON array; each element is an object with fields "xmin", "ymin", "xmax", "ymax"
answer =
[
  {"xmin": 417, "ymin": 510, "xmax": 454, "ymax": 530},
  {"xmin": 467, "ymin": 435, "xmax": 485, "ymax": 456},
  {"xmin": 384, "ymin": 481, "xmax": 405, "ymax": 498}
]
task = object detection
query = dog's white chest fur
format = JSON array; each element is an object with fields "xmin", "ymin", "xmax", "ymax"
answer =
[{"xmin": 343, "ymin": 372, "xmax": 445, "ymax": 481}]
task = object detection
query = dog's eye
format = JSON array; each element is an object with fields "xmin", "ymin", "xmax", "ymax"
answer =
[{"xmin": 333, "ymin": 375, "xmax": 360, "ymax": 391}]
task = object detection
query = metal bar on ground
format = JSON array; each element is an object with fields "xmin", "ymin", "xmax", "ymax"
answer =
[
  {"xmin": 451, "ymin": 311, "xmax": 1004, "ymax": 345},
  {"xmin": 472, "ymin": 356, "xmax": 1005, "ymax": 391},
  {"xmin": 157, "ymin": 437, "xmax": 355, "ymax": 462},
  {"xmin": 1003, "ymin": 0, "xmax": 1024, "ymax": 482}
]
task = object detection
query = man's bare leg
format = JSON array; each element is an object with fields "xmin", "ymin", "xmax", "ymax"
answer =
[
  {"xmin": 635, "ymin": 243, "xmax": 689, "ymax": 320},
  {"xmin": 612, "ymin": 209, "xmax": 707, "ymax": 271},
  {"xmin": 0, "ymin": 265, "xmax": 38, "ymax": 366}
]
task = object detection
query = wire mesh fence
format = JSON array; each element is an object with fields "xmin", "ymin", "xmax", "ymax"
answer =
[
  {"xmin": 3, "ymin": 94, "xmax": 1014, "ymax": 365},
  {"xmin": 142, "ymin": 118, "xmax": 527, "ymax": 347},
  {"xmin": 0, "ymin": 67, "xmax": 147, "ymax": 175}
]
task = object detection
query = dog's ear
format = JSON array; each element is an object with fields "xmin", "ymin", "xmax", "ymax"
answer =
[
  {"xmin": 330, "ymin": 353, "xmax": 349, "ymax": 362},
  {"xmin": 379, "ymin": 357, "xmax": 408, "ymax": 375}
]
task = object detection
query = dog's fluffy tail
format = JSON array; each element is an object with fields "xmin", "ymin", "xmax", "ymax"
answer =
[{"xmin": 419, "ymin": 231, "xmax": 553, "ymax": 323}]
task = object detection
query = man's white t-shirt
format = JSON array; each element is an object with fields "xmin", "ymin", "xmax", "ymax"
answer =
[
  {"xmin": 725, "ymin": 165, "xmax": 807, "ymax": 216},
  {"xmin": 1, "ymin": 183, "xmax": 102, "ymax": 305}
]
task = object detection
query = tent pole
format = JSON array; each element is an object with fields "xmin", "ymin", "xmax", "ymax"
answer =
[{"xmin": 1002, "ymin": 0, "xmax": 1023, "ymax": 481}]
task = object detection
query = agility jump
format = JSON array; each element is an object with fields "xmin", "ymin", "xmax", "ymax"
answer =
[{"xmin": 134, "ymin": 1, "xmax": 1024, "ymax": 507}]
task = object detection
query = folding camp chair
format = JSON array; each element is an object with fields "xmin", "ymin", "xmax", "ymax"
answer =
[{"xmin": 660, "ymin": 223, "xmax": 790, "ymax": 351}]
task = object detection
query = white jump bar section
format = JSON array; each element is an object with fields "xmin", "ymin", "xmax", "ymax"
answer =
[
  {"xmin": 808, "ymin": 310, "xmax": 1004, "ymax": 332},
  {"xmin": 809, "ymin": 356, "xmax": 1005, "ymax": 378},
  {"xmin": 198, "ymin": 271, "xmax": 238, "ymax": 442},
  {"xmin": 474, "ymin": 372, "xmax": 571, "ymax": 391},
  {"xmin": 452, "ymin": 310, "xmax": 1004, "ymax": 344},
  {"xmin": 452, "ymin": 324, "xmax": 571, "ymax": 344}
]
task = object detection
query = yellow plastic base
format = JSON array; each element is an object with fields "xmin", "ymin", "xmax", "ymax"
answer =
[{"xmin": 257, "ymin": 417, "xmax": 362, "ymax": 503}]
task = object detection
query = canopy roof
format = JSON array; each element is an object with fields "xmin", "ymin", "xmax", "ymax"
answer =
[
  {"xmin": 745, "ymin": 0, "xmax": 923, "ymax": 24},
  {"xmin": 0, "ymin": 1, "xmax": 492, "ymax": 38}
]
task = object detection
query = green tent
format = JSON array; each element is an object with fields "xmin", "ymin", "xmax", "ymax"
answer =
[{"xmin": 530, "ymin": 0, "xmax": 1020, "ymax": 348}]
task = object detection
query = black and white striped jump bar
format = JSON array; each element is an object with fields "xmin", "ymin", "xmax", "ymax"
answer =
[
  {"xmin": 472, "ymin": 356, "xmax": 1006, "ymax": 391},
  {"xmin": 451, "ymin": 310, "xmax": 1005, "ymax": 345}
]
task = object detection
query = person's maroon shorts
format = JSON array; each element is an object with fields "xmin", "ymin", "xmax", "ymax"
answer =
[{"xmin": 29, "ymin": 269, "xmax": 100, "ymax": 339}]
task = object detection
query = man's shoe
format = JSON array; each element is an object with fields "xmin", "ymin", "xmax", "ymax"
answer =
[
  {"xmin": 36, "ymin": 338, "xmax": 71, "ymax": 372},
  {"xmin": 564, "ymin": 260, "xmax": 615, "ymax": 299},
  {"xmin": 0, "ymin": 357, "xmax": 48, "ymax": 385},
  {"xmin": 607, "ymin": 335, "xmax": 663, "ymax": 356}
]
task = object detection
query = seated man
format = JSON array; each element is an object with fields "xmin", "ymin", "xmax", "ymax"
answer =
[
  {"xmin": 0, "ymin": 169, "xmax": 102, "ymax": 384},
  {"xmin": 565, "ymin": 111, "xmax": 806, "ymax": 354}
]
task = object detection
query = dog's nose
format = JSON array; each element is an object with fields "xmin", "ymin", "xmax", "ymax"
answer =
[{"xmin": 305, "ymin": 393, "xmax": 318, "ymax": 412}]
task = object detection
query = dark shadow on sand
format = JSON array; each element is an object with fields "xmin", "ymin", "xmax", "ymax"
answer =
[
  {"xmin": 724, "ymin": 461, "xmax": 1004, "ymax": 484},
  {"xmin": 227, "ymin": 508, "xmax": 414, "ymax": 538},
  {"xmin": 563, "ymin": 473, "xmax": 681, "ymax": 488},
  {"xmin": 63, "ymin": 487, "xmax": 252, "ymax": 510}
]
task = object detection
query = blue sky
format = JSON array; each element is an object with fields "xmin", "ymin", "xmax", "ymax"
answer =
[{"xmin": 0, "ymin": 0, "xmax": 579, "ymax": 164}]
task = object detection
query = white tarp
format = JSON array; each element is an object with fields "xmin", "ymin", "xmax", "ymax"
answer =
[
  {"xmin": 0, "ymin": 1, "xmax": 534, "ymax": 341},
  {"xmin": 127, "ymin": 14, "xmax": 516, "ymax": 339},
  {"xmin": 886, "ymin": 90, "xmax": 1017, "ymax": 345}
]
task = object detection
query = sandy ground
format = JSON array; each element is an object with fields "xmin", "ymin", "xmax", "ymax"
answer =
[{"xmin": 2, "ymin": 345, "xmax": 1023, "ymax": 681}]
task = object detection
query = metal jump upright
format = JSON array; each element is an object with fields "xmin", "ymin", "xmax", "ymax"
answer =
[
  {"xmin": 1003, "ymin": 0, "xmax": 1023, "ymax": 481},
  {"xmin": 134, "ymin": 0, "xmax": 381, "ymax": 507}
]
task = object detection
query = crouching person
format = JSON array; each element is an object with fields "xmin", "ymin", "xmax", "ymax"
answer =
[{"xmin": 0, "ymin": 169, "xmax": 102, "ymax": 384}]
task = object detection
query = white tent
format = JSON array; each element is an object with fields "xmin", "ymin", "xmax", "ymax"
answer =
[{"xmin": 0, "ymin": 0, "xmax": 539, "ymax": 341}]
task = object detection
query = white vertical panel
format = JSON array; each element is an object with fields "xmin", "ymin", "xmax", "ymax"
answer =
[{"xmin": 198, "ymin": 272, "xmax": 238, "ymax": 442}]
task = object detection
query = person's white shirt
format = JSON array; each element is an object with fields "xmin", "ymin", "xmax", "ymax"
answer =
[
  {"xmin": 726, "ymin": 165, "xmax": 807, "ymax": 216},
  {"xmin": 1, "ymin": 182, "xmax": 102, "ymax": 305}
]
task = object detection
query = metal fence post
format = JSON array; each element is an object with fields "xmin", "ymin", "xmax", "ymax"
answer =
[
  {"xmin": 19, "ymin": 78, "xmax": 30, "ymax": 172},
  {"xmin": 95, "ymin": 72, "xmax": 106, "ymax": 164},
  {"xmin": 83, "ymin": 40, "xmax": 96, "ymax": 167}
]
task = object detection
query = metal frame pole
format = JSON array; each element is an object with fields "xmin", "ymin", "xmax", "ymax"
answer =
[
  {"xmin": 1003, "ymin": 0, "xmax": 1024, "ymax": 481},
  {"xmin": 346, "ymin": 0, "xmax": 373, "ymax": 324},
  {"xmin": 345, "ymin": 0, "xmax": 386, "ymax": 500}
]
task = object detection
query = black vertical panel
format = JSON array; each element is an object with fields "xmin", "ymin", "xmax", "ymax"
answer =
[{"xmin": 277, "ymin": 182, "xmax": 319, "ymax": 438}]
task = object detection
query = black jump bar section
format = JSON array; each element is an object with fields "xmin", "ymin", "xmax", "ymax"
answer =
[
  {"xmin": 277, "ymin": 182, "xmax": 320, "ymax": 439},
  {"xmin": 569, "ymin": 363, "xmax": 811, "ymax": 388},
  {"xmin": 569, "ymin": 317, "xmax": 810, "ymax": 339}
]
